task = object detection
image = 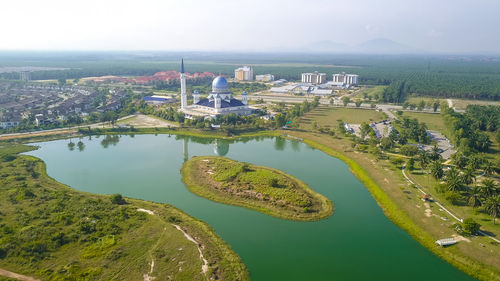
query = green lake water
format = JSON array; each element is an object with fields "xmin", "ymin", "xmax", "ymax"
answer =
[{"xmin": 28, "ymin": 134, "xmax": 475, "ymax": 281}]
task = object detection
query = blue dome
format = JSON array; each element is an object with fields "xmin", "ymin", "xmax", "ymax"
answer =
[{"xmin": 212, "ymin": 76, "xmax": 228, "ymax": 92}]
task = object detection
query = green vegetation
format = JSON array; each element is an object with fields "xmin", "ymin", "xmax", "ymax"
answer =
[
  {"xmin": 400, "ymin": 111, "xmax": 446, "ymax": 132},
  {"xmin": 181, "ymin": 156, "xmax": 333, "ymax": 221},
  {"xmin": 0, "ymin": 145, "xmax": 249, "ymax": 281},
  {"xmin": 299, "ymin": 107, "xmax": 385, "ymax": 132},
  {"xmin": 442, "ymin": 105, "xmax": 497, "ymax": 152},
  {"xmin": 291, "ymin": 104, "xmax": 500, "ymax": 280}
]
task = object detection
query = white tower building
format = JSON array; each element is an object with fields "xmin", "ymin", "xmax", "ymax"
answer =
[
  {"xmin": 242, "ymin": 91, "xmax": 248, "ymax": 105},
  {"xmin": 214, "ymin": 93, "xmax": 221, "ymax": 109},
  {"xmin": 180, "ymin": 58, "xmax": 187, "ymax": 110},
  {"xmin": 193, "ymin": 90, "xmax": 200, "ymax": 104}
]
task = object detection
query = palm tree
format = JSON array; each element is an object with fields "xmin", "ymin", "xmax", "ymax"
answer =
[
  {"xmin": 430, "ymin": 144, "xmax": 441, "ymax": 161},
  {"xmin": 484, "ymin": 195, "xmax": 500, "ymax": 224},
  {"xmin": 468, "ymin": 187, "xmax": 482, "ymax": 208},
  {"xmin": 430, "ymin": 160, "xmax": 444, "ymax": 180},
  {"xmin": 483, "ymin": 161, "xmax": 494, "ymax": 176},
  {"xmin": 461, "ymin": 167, "xmax": 476, "ymax": 185},
  {"xmin": 419, "ymin": 151, "xmax": 429, "ymax": 170},
  {"xmin": 478, "ymin": 179, "xmax": 497, "ymax": 199},
  {"xmin": 445, "ymin": 167, "xmax": 462, "ymax": 192}
]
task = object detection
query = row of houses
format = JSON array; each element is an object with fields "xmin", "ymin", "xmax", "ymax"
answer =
[{"xmin": 0, "ymin": 82, "xmax": 128, "ymax": 129}]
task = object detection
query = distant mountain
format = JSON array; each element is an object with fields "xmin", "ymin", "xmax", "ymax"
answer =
[{"xmin": 356, "ymin": 38, "xmax": 416, "ymax": 54}]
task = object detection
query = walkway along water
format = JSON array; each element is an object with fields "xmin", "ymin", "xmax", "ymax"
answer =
[{"xmin": 402, "ymin": 164, "xmax": 500, "ymax": 243}]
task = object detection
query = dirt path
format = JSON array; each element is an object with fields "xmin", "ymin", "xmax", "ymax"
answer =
[
  {"xmin": 124, "ymin": 114, "xmax": 178, "ymax": 128},
  {"xmin": 0, "ymin": 268, "xmax": 41, "ymax": 281},
  {"xmin": 172, "ymin": 225, "xmax": 209, "ymax": 275},
  {"xmin": 137, "ymin": 208, "xmax": 208, "ymax": 279}
]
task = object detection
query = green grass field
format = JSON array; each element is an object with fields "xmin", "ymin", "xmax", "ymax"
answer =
[
  {"xmin": 400, "ymin": 111, "xmax": 447, "ymax": 132},
  {"xmin": 0, "ymin": 145, "xmax": 249, "ymax": 281},
  {"xmin": 300, "ymin": 106, "xmax": 386, "ymax": 130},
  {"xmin": 181, "ymin": 156, "xmax": 333, "ymax": 221},
  {"xmin": 357, "ymin": 86, "xmax": 387, "ymax": 99}
]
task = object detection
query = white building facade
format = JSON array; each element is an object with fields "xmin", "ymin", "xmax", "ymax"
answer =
[
  {"xmin": 301, "ymin": 71, "xmax": 326, "ymax": 84},
  {"xmin": 234, "ymin": 66, "xmax": 254, "ymax": 81},
  {"xmin": 255, "ymin": 74, "xmax": 275, "ymax": 82},
  {"xmin": 332, "ymin": 72, "xmax": 359, "ymax": 86}
]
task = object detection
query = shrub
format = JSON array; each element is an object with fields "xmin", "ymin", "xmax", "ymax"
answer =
[
  {"xmin": 444, "ymin": 191, "xmax": 462, "ymax": 205},
  {"xmin": 390, "ymin": 157, "xmax": 404, "ymax": 167},
  {"xmin": 269, "ymin": 178, "xmax": 280, "ymax": 188},
  {"xmin": 168, "ymin": 216, "xmax": 182, "ymax": 223},
  {"xmin": 110, "ymin": 194, "xmax": 126, "ymax": 205},
  {"xmin": 462, "ymin": 218, "xmax": 480, "ymax": 235},
  {"xmin": 400, "ymin": 145, "xmax": 419, "ymax": 156}
]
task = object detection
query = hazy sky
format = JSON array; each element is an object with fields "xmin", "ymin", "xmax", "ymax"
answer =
[{"xmin": 1, "ymin": 0, "xmax": 499, "ymax": 53}]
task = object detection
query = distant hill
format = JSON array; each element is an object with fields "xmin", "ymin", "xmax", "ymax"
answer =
[{"xmin": 356, "ymin": 38, "xmax": 416, "ymax": 54}]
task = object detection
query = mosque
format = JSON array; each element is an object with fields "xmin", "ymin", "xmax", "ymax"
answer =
[{"xmin": 179, "ymin": 59, "xmax": 252, "ymax": 117}]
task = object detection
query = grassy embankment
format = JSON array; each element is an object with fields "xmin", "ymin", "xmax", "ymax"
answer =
[
  {"xmin": 289, "ymin": 106, "xmax": 500, "ymax": 281},
  {"xmin": 182, "ymin": 156, "xmax": 333, "ymax": 221},
  {"xmin": 356, "ymin": 85, "xmax": 387, "ymax": 99},
  {"xmin": 0, "ymin": 145, "xmax": 249, "ymax": 281}
]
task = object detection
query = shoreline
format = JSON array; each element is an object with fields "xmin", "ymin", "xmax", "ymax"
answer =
[
  {"xmin": 293, "ymin": 134, "xmax": 499, "ymax": 281},
  {"xmin": 181, "ymin": 156, "xmax": 333, "ymax": 221}
]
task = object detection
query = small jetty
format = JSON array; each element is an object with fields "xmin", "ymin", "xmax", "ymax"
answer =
[{"xmin": 436, "ymin": 238, "xmax": 457, "ymax": 247}]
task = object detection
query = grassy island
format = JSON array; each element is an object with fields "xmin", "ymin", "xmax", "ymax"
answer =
[
  {"xmin": 182, "ymin": 156, "xmax": 333, "ymax": 221},
  {"xmin": 0, "ymin": 145, "xmax": 249, "ymax": 281}
]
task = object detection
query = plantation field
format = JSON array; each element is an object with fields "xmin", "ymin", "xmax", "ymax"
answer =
[
  {"xmin": 2, "ymin": 52, "xmax": 500, "ymax": 100},
  {"xmin": 181, "ymin": 156, "xmax": 333, "ymax": 221}
]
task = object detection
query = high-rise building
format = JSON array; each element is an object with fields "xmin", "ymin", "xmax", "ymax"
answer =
[
  {"xmin": 19, "ymin": 71, "xmax": 31, "ymax": 82},
  {"xmin": 301, "ymin": 71, "xmax": 326, "ymax": 84},
  {"xmin": 332, "ymin": 72, "xmax": 359, "ymax": 85},
  {"xmin": 234, "ymin": 66, "xmax": 254, "ymax": 81}
]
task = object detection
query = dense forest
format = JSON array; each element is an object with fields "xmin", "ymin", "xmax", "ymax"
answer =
[
  {"xmin": 442, "ymin": 105, "xmax": 498, "ymax": 152},
  {"xmin": 1, "ymin": 52, "xmax": 500, "ymax": 100}
]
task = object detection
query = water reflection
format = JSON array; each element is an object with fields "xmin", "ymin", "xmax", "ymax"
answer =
[
  {"xmin": 100, "ymin": 135, "xmax": 120, "ymax": 148},
  {"xmin": 274, "ymin": 136, "xmax": 286, "ymax": 151},
  {"xmin": 67, "ymin": 141, "xmax": 75, "ymax": 151},
  {"xmin": 291, "ymin": 140, "xmax": 301, "ymax": 152},
  {"xmin": 213, "ymin": 139, "xmax": 229, "ymax": 156},
  {"xmin": 77, "ymin": 141, "xmax": 85, "ymax": 152}
]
